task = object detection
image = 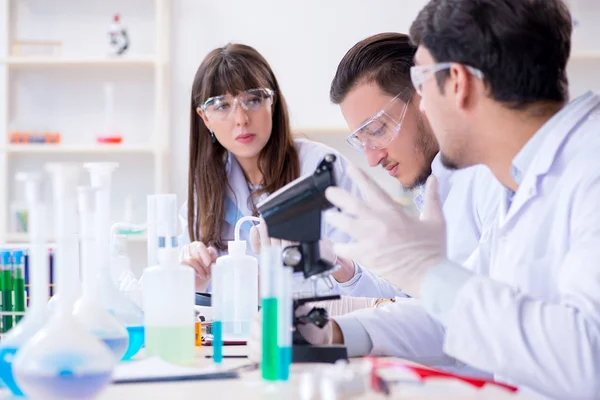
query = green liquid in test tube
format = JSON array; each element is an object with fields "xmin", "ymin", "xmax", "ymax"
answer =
[
  {"xmin": 260, "ymin": 245, "xmax": 281, "ymax": 381},
  {"xmin": 261, "ymin": 297, "xmax": 279, "ymax": 380},
  {"xmin": 12, "ymin": 250, "xmax": 25, "ymax": 323},
  {"xmin": 0, "ymin": 265, "xmax": 3, "ymax": 333},
  {"xmin": 1, "ymin": 251, "xmax": 13, "ymax": 331}
]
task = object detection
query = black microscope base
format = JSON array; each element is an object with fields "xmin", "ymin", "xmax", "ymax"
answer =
[{"xmin": 292, "ymin": 344, "xmax": 348, "ymax": 363}]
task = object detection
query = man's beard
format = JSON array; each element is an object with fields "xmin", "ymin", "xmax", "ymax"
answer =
[
  {"xmin": 405, "ymin": 115, "xmax": 438, "ymax": 190},
  {"xmin": 440, "ymin": 152, "xmax": 460, "ymax": 170}
]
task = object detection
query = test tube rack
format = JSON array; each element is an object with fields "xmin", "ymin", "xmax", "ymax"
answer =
[{"xmin": 0, "ymin": 248, "xmax": 54, "ymax": 336}]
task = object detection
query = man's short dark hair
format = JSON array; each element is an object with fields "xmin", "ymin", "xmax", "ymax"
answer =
[
  {"xmin": 330, "ymin": 33, "xmax": 416, "ymax": 104},
  {"xmin": 409, "ymin": 0, "xmax": 572, "ymax": 109}
]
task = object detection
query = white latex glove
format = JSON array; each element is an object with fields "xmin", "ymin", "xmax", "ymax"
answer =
[
  {"xmin": 319, "ymin": 237, "xmax": 338, "ymax": 266},
  {"xmin": 325, "ymin": 167, "xmax": 446, "ymax": 298},
  {"xmin": 249, "ymin": 221, "xmax": 295, "ymax": 253},
  {"xmin": 247, "ymin": 297, "xmax": 379, "ymax": 363},
  {"xmin": 180, "ymin": 241, "xmax": 218, "ymax": 292}
]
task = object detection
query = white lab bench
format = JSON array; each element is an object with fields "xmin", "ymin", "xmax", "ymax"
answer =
[{"xmin": 95, "ymin": 346, "xmax": 535, "ymax": 400}]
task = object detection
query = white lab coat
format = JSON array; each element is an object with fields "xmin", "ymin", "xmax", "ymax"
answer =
[
  {"xmin": 179, "ymin": 138, "xmax": 390, "ymax": 296},
  {"xmin": 340, "ymin": 155, "xmax": 502, "ymax": 297},
  {"xmin": 339, "ymin": 92, "xmax": 600, "ymax": 399}
]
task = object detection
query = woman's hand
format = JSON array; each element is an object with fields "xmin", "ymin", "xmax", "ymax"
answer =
[
  {"xmin": 180, "ymin": 241, "xmax": 218, "ymax": 292},
  {"xmin": 249, "ymin": 221, "xmax": 295, "ymax": 253}
]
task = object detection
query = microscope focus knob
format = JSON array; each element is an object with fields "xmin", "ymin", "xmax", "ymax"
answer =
[{"xmin": 283, "ymin": 246, "xmax": 303, "ymax": 267}]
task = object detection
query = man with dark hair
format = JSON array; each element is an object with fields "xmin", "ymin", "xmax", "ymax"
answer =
[
  {"xmin": 328, "ymin": 32, "xmax": 500, "ymax": 277},
  {"xmin": 321, "ymin": 0, "xmax": 600, "ymax": 397}
]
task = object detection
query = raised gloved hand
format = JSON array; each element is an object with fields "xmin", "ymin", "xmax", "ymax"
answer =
[
  {"xmin": 325, "ymin": 166, "xmax": 447, "ymax": 298},
  {"xmin": 247, "ymin": 297, "xmax": 380, "ymax": 363},
  {"xmin": 179, "ymin": 241, "xmax": 218, "ymax": 292}
]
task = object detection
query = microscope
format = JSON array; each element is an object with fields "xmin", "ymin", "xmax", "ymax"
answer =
[{"xmin": 257, "ymin": 154, "xmax": 348, "ymax": 364}]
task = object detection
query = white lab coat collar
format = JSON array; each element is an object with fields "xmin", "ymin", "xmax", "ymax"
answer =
[
  {"xmin": 500, "ymin": 91, "xmax": 600, "ymax": 227},
  {"xmin": 511, "ymin": 92, "xmax": 591, "ymax": 186},
  {"xmin": 413, "ymin": 153, "xmax": 455, "ymax": 212},
  {"xmin": 430, "ymin": 152, "xmax": 453, "ymax": 205},
  {"xmin": 414, "ymin": 152, "xmax": 453, "ymax": 212}
]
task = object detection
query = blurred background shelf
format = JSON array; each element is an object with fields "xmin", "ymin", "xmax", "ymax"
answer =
[
  {"xmin": 5, "ymin": 232, "xmax": 147, "ymax": 243},
  {"xmin": 570, "ymin": 51, "xmax": 600, "ymax": 60},
  {"xmin": 2, "ymin": 55, "xmax": 157, "ymax": 67},
  {"xmin": 4, "ymin": 143, "xmax": 157, "ymax": 154},
  {"xmin": 0, "ymin": 0, "xmax": 171, "ymax": 263}
]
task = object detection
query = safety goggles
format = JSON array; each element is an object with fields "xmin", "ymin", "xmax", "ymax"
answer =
[
  {"xmin": 410, "ymin": 62, "xmax": 484, "ymax": 96},
  {"xmin": 346, "ymin": 88, "xmax": 412, "ymax": 153},
  {"xmin": 200, "ymin": 88, "xmax": 275, "ymax": 121}
]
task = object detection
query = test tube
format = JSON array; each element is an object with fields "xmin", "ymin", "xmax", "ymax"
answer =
[
  {"xmin": 12, "ymin": 250, "xmax": 25, "ymax": 323},
  {"xmin": 0, "ymin": 251, "xmax": 13, "ymax": 332},
  {"xmin": 260, "ymin": 245, "xmax": 281, "ymax": 381},
  {"xmin": 277, "ymin": 266, "xmax": 293, "ymax": 381},
  {"xmin": 212, "ymin": 269, "xmax": 224, "ymax": 364}
]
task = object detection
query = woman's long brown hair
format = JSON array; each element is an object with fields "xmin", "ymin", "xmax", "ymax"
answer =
[{"xmin": 188, "ymin": 43, "xmax": 300, "ymax": 251}]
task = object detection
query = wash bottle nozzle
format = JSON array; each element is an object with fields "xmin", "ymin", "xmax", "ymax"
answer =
[{"xmin": 233, "ymin": 216, "xmax": 262, "ymax": 242}]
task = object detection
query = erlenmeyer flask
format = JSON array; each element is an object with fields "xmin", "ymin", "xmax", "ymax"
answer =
[
  {"xmin": 12, "ymin": 163, "xmax": 115, "ymax": 400},
  {"xmin": 84, "ymin": 162, "xmax": 145, "ymax": 360},
  {"xmin": 73, "ymin": 186, "xmax": 129, "ymax": 360},
  {"xmin": 13, "ymin": 235, "xmax": 116, "ymax": 400},
  {"xmin": 0, "ymin": 173, "xmax": 48, "ymax": 396}
]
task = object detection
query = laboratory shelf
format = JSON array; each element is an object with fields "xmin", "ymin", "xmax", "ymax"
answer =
[
  {"xmin": 4, "ymin": 144, "xmax": 156, "ymax": 154},
  {"xmin": 571, "ymin": 51, "xmax": 600, "ymax": 60},
  {"xmin": 4, "ymin": 232, "xmax": 147, "ymax": 243},
  {"xmin": 292, "ymin": 127, "xmax": 348, "ymax": 135},
  {"xmin": 1, "ymin": 56, "xmax": 157, "ymax": 67}
]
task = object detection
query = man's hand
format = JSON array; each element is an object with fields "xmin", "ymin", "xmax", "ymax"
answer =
[
  {"xmin": 325, "ymin": 167, "xmax": 447, "ymax": 298},
  {"xmin": 247, "ymin": 297, "xmax": 380, "ymax": 362},
  {"xmin": 320, "ymin": 238, "xmax": 356, "ymax": 283}
]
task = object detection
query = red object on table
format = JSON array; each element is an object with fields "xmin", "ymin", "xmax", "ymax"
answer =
[{"xmin": 366, "ymin": 356, "xmax": 518, "ymax": 394}]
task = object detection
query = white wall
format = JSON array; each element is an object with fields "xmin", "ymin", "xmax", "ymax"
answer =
[
  {"xmin": 168, "ymin": 0, "xmax": 431, "ymax": 204},
  {"xmin": 168, "ymin": 0, "xmax": 600, "ymax": 205}
]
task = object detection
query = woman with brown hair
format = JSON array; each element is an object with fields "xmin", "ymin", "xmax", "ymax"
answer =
[{"xmin": 179, "ymin": 43, "xmax": 395, "ymax": 297}]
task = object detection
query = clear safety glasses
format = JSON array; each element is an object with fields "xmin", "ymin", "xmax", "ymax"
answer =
[
  {"xmin": 410, "ymin": 62, "xmax": 484, "ymax": 96},
  {"xmin": 346, "ymin": 88, "xmax": 413, "ymax": 153},
  {"xmin": 200, "ymin": 88, "xmax": 275, "ymax": 121}
]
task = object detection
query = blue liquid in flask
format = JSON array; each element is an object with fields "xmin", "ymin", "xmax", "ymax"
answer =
[
  {"xmin": 122, "ymin": 325, "xmax": 145, "ymax": 361},
  {"xmin": 17, "ymin": 370, "xmax": 112, "ymax": 400},
  {"xmin": 0, "ymin": 346, "xmax": 24, "ymax": 396}
]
